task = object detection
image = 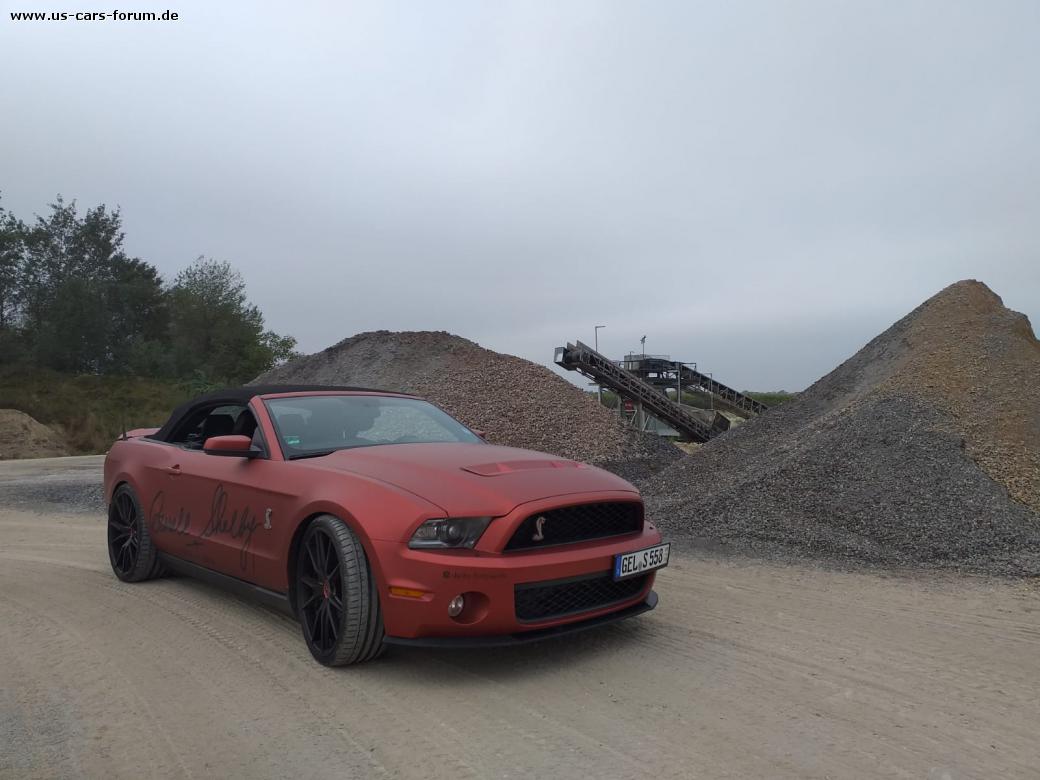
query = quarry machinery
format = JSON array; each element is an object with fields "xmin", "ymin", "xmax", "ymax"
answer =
[
  {"xmin": 554, "ymin": 341, "xmax": 767, "ymax": 443},
  {"xmin": 618, "ymin": 354, "xmax": 768, "ymax": 419}
]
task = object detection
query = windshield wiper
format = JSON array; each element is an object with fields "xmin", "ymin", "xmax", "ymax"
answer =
[{"xmin": 288, "ymin": 450, "xmax": 338, "ymax": 460}]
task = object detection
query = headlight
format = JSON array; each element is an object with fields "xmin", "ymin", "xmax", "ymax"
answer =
[{"xmin": 408, "ymin": 517, "xmax": 492, "ymax": 549}]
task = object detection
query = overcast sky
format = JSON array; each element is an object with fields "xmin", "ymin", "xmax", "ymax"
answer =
[{"xmin": 2, "ymin": 1, "xmax": 1037, "ymax": 391}]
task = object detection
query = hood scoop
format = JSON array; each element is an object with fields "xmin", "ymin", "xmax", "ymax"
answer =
[{"xmin": 461, "ymin": 459, "xmax": 588, "ymax": 477}]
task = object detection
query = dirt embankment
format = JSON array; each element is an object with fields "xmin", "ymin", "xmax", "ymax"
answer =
[
  {"xmin": 645, "ymin": 280, "xmax": 1040, "ymax": 576},
  {"xmin": 0, "ymin": 409, "xmax": 69, "ymax": 460}
]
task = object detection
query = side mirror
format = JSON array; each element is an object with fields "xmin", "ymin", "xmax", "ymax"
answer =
[
  {"xmin": 472, "ymin": 429, "xmax": 488, "ymax": 441},
  {"xmin": 203, "ymin": 434, "xmax": 261, "ymax": 458}
]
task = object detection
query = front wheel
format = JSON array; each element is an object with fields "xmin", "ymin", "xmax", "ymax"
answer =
[{"xmin": 296, "ymin": 515, "xmax": 385, "ymax": 666}]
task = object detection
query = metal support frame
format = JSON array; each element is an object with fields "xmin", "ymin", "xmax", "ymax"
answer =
[
  {"xmin": 621, "ymin": 356, "xmax": 766, "ymax": 419},
  {"xmin": 594, "ymin": 325, "xmax": 606, "ymax": 405},
  {"xmin": 555, "ymin": 340, "xmax": 769, "ymax": 443},
  {"xmin": 555, "ymin": 341, "xmax": 725, "ymax": 442}
]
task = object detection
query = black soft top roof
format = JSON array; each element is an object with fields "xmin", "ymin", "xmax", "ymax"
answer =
[{"xmin": 150, "ymin": 384, "xmax": 395, "ymax": 442}]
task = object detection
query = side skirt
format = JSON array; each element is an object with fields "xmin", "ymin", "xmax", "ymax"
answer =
[{"xmin": 158, "ymin": 552, "xmax": 295, "ymax": 619}]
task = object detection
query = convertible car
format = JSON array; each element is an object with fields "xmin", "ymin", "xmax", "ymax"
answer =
[{"xmin": 104, "ymin": 386, "xmax": 669, "ymax": 665}]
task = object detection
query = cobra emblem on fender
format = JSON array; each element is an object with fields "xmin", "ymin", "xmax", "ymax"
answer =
[{"xmin": 532, "ymin": 516, "xmax": 546, "ymax": 542}]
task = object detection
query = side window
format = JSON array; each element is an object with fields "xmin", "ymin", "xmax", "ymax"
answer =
[{"xmin": 170, "ymin": 404, "xmax": 249, "ymax": 449}]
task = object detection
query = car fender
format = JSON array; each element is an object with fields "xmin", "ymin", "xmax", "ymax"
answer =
[
  {"xmin": 285, "ymin": 478, "xmax": 446, "ymax": 601},
  {"xmin": 290, "ymin": 470, "xmax": 447, "ymax": 543}
]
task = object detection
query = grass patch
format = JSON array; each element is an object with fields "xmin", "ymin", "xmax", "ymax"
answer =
[
  {"xmin": 0, "ymin": 369, "xmax": 193, "ymax": 454},
  {"xmin": 745, "ymin": 391, "xmax": 795, "ymax": 406}
]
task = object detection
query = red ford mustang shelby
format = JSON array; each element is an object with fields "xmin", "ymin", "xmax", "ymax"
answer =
[{"xmin": 104, "ymin": 386, "xmax": 669, "ymax": 665}]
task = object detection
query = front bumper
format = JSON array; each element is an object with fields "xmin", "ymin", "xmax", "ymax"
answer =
[
  {"xmin": 372, "ymin": 518, "xmax": 663, "ymax": 641},
  {"xmin": 384, "ymin": 591, "xmax": 657, "ymax": 647}
]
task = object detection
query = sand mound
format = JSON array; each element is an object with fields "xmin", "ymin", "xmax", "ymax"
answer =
[
  {"xmin": 645, "ymin": 280, "xmax": 1040, "ymax": 575},
  {"xmin": 0, "ymin": 410, "xmax": 70, "ymax": 460},
  {"xmin": 255, "ymin": 330, "xmax": 679, "ymax": 473}
]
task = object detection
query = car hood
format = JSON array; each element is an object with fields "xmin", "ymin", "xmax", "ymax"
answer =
[{"xmin": 309, "ymin": 442, "xmax": 638, "ymax": 517}]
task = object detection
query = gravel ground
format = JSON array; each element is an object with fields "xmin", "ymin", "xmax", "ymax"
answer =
[
  {"xmin": 255, "ymin": 330, "xmax": 680, "ymax": 475},
  {"xmin": 0, "ymin": 455, "xmax": 104, "ymax": 514},
  {"xmin": 646, "ymin": 281, "xmax": 1040, "ymax": 576},
  {"xmin": 4, "ymin": 466, "xmax": 1040, "ymax": 779}
]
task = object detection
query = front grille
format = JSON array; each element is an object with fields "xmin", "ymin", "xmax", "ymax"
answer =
[
  {"xmin": 514, "ymin": 572, "xmax": 649, "ymax": 623},
  {"xmin": 505, "ymin": 501, "xmax": 643, "ymax": 551}
]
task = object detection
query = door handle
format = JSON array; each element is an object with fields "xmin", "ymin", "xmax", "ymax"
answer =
[{"xmin": 165, "ymin": 465, "xmax": 182, "ymax": 476}]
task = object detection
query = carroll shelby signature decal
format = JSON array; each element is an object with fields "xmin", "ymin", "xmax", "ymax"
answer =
[
  {"xmin": 149, "ymin": 491, "xmax": 190, "ymax": 535},
  {"xmin": 201, "ymin": 484, "xmax": 261, "ymax": 571},
  {"xmin": 149, "ymin": 485, "xmax": 262, "ymax": 571}
]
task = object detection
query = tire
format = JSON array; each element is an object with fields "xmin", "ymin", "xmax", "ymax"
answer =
[
  {"xmin": 296, "ymin": 514, "xmax": 385, "ymax": 666},
  {"xmin": 107, "ymin": 484, "xmax": 164, "ymax": 582}
]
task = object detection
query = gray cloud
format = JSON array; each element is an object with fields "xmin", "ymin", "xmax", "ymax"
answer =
[{"xmin": 2, "ymin": 0, "xmax": 1037, "ymax": 391}]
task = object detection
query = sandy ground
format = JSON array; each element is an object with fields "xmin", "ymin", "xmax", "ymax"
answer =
[{"xmin": 1, "ymin": 458, "xmax": 1038, "ymax": 779}]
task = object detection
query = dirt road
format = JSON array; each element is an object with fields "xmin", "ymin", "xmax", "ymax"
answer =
[{"xmin": 1, "ymin": 457, "xmax": 1038, "ymax": 779}]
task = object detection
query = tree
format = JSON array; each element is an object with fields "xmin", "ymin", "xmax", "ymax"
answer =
[
  {"xmin": 0, "ymin": 198, "xmax": 25, "ymax": 330},
  {"xmin": 168, "ymin": 258, "xmax": 297, "ymax": 384},
  {"xmin": 0, "ymin": 198, "xmax": 28, "ymax": 363},
  {"xmin": 14, "ymin": 197, "xmax": 168, "ymax": 373},
  {"xmin": 0, "ymin": 195, "xmax": 295, "ymax": 383},
  {"xmin": 17, "ymin": 196, "xmax": 80, "ymax": 342},
  {"xmin": 106, "ymin": 256, "xmax": 170, "ymax": 375}
]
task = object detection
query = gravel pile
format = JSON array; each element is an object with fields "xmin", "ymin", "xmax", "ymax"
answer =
[
  {"xmin": 0, "ymin": 410, "xmax": 69, "ymax": 460},
  {"xmin": 644, "ymin": 280, "xmax": 1040, "ymax": 575},
  {"xmin": 255, "ymin": 330, "xmax": 680, "ymax": 475}
]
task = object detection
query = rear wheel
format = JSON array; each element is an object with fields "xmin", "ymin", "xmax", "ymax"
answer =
[
  {"xmin": 296, "ymin": 515, "xmax": 385, "ymax": 666},
  {"xmin": 107, "ymin": 484, "xmax": 163, "ymax": 582}
]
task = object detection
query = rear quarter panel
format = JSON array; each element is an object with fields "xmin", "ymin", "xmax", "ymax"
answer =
[
  {"xmin": 104, "ymin": 437, "xmax": 163, "ymax": 504},
  {"xmin": 104, "ymin": 437, "xmax": 189, "ymax": 555}
]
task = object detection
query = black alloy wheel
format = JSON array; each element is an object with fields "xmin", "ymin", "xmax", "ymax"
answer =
[
  {"xmin": 107, "ymin": 484, "xmax": 163, "ymax": 582},
  {"xmin": 296, "ymin": 515, "xmax": 385, "ymax": 666},
  {"xmin": 299, "ymin": 528, "xmax": 343, "ymax": 655}
]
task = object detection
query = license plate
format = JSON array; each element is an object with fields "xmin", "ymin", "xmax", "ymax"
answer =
[{"xmin": 613, "ymin": 543, "xmax": 670, "ymax": 580}]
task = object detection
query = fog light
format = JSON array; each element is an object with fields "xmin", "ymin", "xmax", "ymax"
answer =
[{"xmin": 447, "ymin": 594, "xmax": 465, "ymax": 617}]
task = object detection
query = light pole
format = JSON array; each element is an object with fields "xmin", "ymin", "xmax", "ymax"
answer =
[{"xmin": 594, "ymin": 325, "xmax": 606, "ymax": 404}]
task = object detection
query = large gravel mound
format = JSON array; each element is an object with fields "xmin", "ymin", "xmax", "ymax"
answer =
[
  {"xmin": 0, "ymin": 410, "xmax": 70, "ymax": 460},
  {"xmin": 255, "ymin": 330, "xmax": 679, "ymax": 474},
  {"xmin": 645, "ymin": 280, "xmax": 1040, "ymax": 575}
]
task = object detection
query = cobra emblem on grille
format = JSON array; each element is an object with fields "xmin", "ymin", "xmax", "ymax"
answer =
[{"xmin": 532, "ymin": 516, "xmax": 546, "ymax": 542}]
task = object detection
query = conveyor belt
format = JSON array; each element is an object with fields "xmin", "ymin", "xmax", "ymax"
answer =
[
  {"xmin": 554, "ymin": 341, "xmax": 728, "ymax": 443},
  {"xmin": 623, "ymin": 356, "xmax": 767, "ymax": 419}
]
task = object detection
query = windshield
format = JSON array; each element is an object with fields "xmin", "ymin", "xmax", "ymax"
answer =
[{"xmin": 264, "ymin": 395, "xmax": 482, "ymax": 458}]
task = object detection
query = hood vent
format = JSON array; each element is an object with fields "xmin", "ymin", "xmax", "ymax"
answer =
[{"xmin": 461, "ymin": 459, "xmax": 588, "ymax": 477}]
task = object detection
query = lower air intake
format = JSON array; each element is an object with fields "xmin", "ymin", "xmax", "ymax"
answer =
[{"xmin": 514, "ymin": 572, "xmax": 649, "ymax": 623}]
